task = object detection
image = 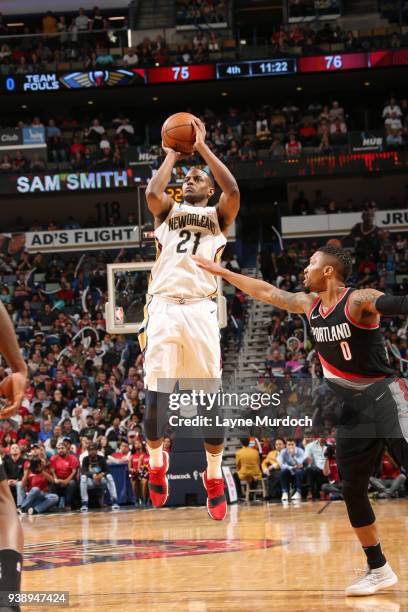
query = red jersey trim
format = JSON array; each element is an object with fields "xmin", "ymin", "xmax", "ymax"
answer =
[
  {"xmin": 344, "ymin": 293, "xmax": 380, "ymax": 330},
  {"xmin": 319, "ymin": 287, "xmax": 350, "ymax": 319},
  {"xmin": 306, "ymin": 296, "xmax": 320, "ymax": 322},
  {"xmin": 319, "ymin": 354, "xmax": 386, "ymax": 382}
]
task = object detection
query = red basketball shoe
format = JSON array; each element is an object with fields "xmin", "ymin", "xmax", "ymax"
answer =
[
  {"xmin": 148, "ymin": 450, "xmax": 169, "ymax": 507},
  {"xmin": 203, "ymin": 469, "xmax": 227, "ymax": 521}
]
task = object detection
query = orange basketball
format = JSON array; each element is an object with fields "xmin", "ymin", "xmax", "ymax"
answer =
[{"xmin": 161, "ymin": 112, "xmax": 196, "ymax": 154}]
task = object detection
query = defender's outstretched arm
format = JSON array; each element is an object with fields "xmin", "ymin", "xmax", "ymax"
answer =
[{"xmin": 192, "ymin": 255, "xmax": 315, "ymax": 314}]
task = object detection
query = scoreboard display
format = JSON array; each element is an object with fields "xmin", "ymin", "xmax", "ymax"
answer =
[
  {"xmin": 0, "ymin": 49, "xmax": 407, "ymax": 94},
  {"xmin": 216, "ymin": 58, "xmax": 297, "ymax": 79},
  {"xmin": 299, "ymin": 53, "xmax": 367, "ymax": 73},
  {"xmin": 165, "ymin": 184, "xmax": 183, "ymax": 203},
  {"xmin": 147, "ymin": 64, "xmax": 215, "ymax": 83}
]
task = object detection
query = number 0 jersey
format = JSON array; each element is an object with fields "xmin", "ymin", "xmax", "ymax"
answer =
[
  {"xmin": 307, "ymin": 287, "xmax": 394, "ymax": 389},
  {"xmin": 148, "ymin": 201, "xmax": 227, "ymax": 299}
]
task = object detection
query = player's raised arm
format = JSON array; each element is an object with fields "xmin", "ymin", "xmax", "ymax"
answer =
[
  {"xmin": 192, "ymin": 118, "xmax": 240, "ymax": 231},
  {"xmin": 145, "ymin": 146, "xmax": 182, "ymax": 223},
  {"xmin": 192, "ymin": 255, "xmax": 315, "ymax": 314}
]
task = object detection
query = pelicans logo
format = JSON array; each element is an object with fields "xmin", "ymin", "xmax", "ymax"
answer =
[
  {"xmin": 60, "ymin": 69, "xmax": 145, "ymax": 89},
  {"xmin": 23, "ymin": 538, "xmax": 285, "ymax": 570}
]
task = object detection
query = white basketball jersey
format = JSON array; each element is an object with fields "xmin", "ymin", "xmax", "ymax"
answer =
[{"xmin": 148, "ymin": 201, "xmax": 227, "ymax": 299}]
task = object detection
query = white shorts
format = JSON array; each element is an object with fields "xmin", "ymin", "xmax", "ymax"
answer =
[{"xmin": 138, "ymin": 295, "xmax": 222, "ymax": 392}]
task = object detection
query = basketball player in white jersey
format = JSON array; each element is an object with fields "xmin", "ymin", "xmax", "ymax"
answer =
[{"xmin": 139, "ymin": 117, "xmax": 239, "ymax": 520}]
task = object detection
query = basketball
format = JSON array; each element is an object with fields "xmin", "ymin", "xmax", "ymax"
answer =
[{"xmin": 161, "ymin": 112, "xmax": 196, "ymax": 154}]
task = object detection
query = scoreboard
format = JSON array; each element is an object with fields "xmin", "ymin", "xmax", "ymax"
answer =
[
  {"xmin": 299, "ymin": 53, "xmax": 367, "ymax": 73},
  {"xmin": 216, "ymin": 58, "xmax": 297, "ymax": 79},
  {"xmin": 0, "ymin": 49, "xmax": 407, "ymax": 94}
]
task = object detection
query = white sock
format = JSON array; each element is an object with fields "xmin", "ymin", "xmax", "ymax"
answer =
[
  {"xmin": 148, "ymin": 443, "xmax": 163, "ymax": 468},
  {"xmin": 206, "ymin": 450, "xmax": 223, "ymax": 479}
]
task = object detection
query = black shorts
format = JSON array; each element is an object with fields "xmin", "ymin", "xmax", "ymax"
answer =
[{"xmin": 331, "ymin": 378, "xmax": 408, "ymax": 482}]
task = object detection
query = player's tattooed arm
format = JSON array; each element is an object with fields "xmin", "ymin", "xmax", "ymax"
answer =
[
  {"xmin": 349, "ymin": 289, "xmax": 384, "ymax": 313},
  {"xmin": 192, "ymin": 256, "xmax": 315, "ymax": 314},
  {"xmin": 347, "ymin": 288, "xmax": 383, "ymax": 326},
  {"xmin": 192, "ymin": 118, "xmax": 240, "ymax": 231}
]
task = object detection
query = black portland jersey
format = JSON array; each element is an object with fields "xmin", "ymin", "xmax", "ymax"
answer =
[{"xmin": 307, "ymin": 287, "xmax": 393, "ymax": 389}]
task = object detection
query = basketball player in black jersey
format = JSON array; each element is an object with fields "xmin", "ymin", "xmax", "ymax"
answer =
[{"xmin": 193, "ymin": 244, "xmax": 408, "ymax": 596}]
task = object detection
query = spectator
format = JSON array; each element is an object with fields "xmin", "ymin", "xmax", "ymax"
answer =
[
  {"xmin": 30, "ymin": 154, "xmax": 46, "ymax": 172},
  {"xmin": 12, "ymin": 151, "xmax": 28, "ymax": 173},
  {"xmin": 128, "ymin": 438, "xmax": 145, "ymax": 505},
  {"xmin": 19, "ymin": 458, "xmax": 58, "ymax": 514},
  {"xmin": 80, "ymin": 443, "xmax": 119, "ymax": 511},
  {"xmin": 107, "ymin": 441, "xmax": 130, "ymax": 464},
  {"xmin": 57, "ymin": 16, "xmax": 68, "ymax": 44},
  {"xmin": 234, "ymin": 438, "xmax": 262, "ymax": 499},
  {"xmin": 49, "ymin": 442, "xmax": 79, "ymax": 510},
  {"xmin": 269, "ymin": 136, "xmax": 285, "ymax": 160},
  {"xmin": 285, "ymin": 135, "xmax": 302, "ymax": 158},
  {"xmin": 304, "ymin": 436, "xmax": 328, "ymax": 500},
  {"xmin": 0, "ymin": 154, "xmax": 12, "ymax": 172},
  {"xmin": 292, "ymin": 191, "xmax": 310, "ymax": 215},
  {"xmin": 383, "ymin": 97, "xmax": 402, "ymax": 124},
  {"xmin": 321, "ymin": 443, "xmax": 343, "ymax": 500},
  {"xmin": 370, "ymin": 450, "xmax": 407, "ymax": 498},
  {"xmin": 278, "ymin": 438, "xmax": 305, "ymax": 502},
  {"xmin": 328, "ymin": 101, "xmax": 344, "ymax": 123},
  {"xmin": 265, "ymin": 349, "xmax": 286, "ymax": 377},
  {"xmin": 262, "ymin": 437, "xmax": 285, "ymax": 500},
  {"xmin": 74, "ymin": 8, "xmax": 90, "ymax": 32},
  {"xmin": 208, "ymin": 31, "xmax": 220, "ymax": 53},
  {"xmin": 122, "ymin": 44, "xmax": 139, "ymax": 65},
  {"xmin": 42, "ymin": 11, "xmax": 58, "ymax": 34},
  {"xmin": 3, "ymin": 443, "xmax": 25, "ymax": 507},
  {"xmin": 88, "ymin": 118, "xmax": 105, "ymax": 141},
  {"xmin": 60, "ymin": 419, "xmax": 80, "ymax": 446},
  {"xmin": 330, "ymin": 118, "xmax": 348, "ymax": 143},
  {"xmin": 96, "ymin": 49, "xmax": 114, "ymax": 67}
]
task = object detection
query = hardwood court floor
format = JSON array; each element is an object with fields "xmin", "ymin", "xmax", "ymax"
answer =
[{"xmin": 20, "ymin": 500, "xmax": 408, "ymax": 612}]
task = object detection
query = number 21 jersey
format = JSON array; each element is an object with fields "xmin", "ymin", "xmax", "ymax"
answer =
[{"xmin": 148, "ymin": 202, "xmax": 227, "ymax": 299}]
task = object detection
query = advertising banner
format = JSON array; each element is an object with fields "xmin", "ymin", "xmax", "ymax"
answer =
[
  {"xmin": 282, "ymin": 209, "xmax": 408, "ymax": 238},
  {"xmin": 25, "ymin": 226, "xmax": 139, "ymax": 253},
  {"xmin": 350, "ymin": 130, "xmax": 384, "ymax": 153}
]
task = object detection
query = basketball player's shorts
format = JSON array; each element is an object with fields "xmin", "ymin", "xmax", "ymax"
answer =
[
  {"xmin": 329, "ymin": 378, "xmax": 408, "ymax": 482},
  {"xmin": 138, "ymin": 295, "xmax": 222, "ymax": 393}
]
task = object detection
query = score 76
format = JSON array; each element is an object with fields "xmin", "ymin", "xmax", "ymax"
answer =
[
  {"xmin": 172, "ymin": 66, "xmax": 190, "ymax": 80},
  {"xmin": 324, "ymin": 55, "xmax": 343, "ymax": 70}
]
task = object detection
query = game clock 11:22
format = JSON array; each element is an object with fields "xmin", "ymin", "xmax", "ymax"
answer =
[{"xmin": 216, "ymin": 58, "xmax": 296, "ymax": 79}]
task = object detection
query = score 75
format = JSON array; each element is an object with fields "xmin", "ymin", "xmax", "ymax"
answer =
[
  {"xmin": 172, "ymin": 66, "xmax": 190, "ymax": 80},
  {"xmin": 324, "ymin": 55, "xmax": 343, "ymax": 70}
]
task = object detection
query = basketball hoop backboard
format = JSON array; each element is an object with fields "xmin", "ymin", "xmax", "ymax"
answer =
[{"xmin": 106, "ymin": 261, "xmax": 227, "ymax": 335}]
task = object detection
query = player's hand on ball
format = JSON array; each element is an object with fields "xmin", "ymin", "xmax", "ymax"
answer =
[
  {"xmin": 0, "ymin": 372, "xmax": 27, "ymax": 419},
  {"xmin": 161, "ymin": 140, "xmax": 182, "ymax": 159},
  {"xmin": 192, "ymin": 255, "xmax": 224, "ymax": 276},
  {"xmin": 192, "ymin": 117, "xmax": 206, "ymax": 150},
  {"xmin": 161, "ymin": 140, "xmax": 192, "ymax": 160}
]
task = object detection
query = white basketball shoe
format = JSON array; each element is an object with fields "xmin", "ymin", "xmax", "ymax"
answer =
[{"xmin": 345, "ymin": 562, "xmax": 398, "ymax": 596}]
